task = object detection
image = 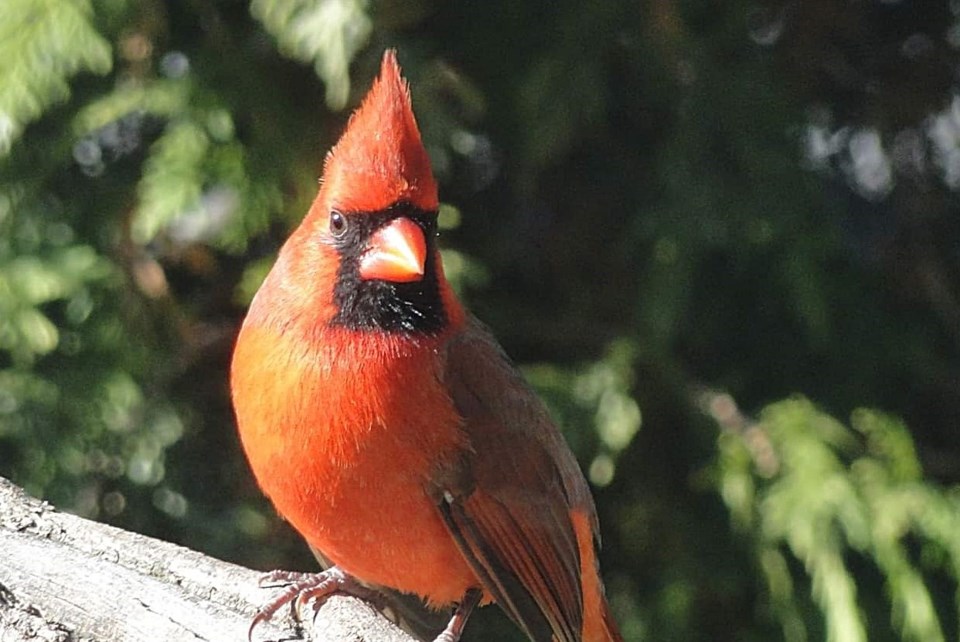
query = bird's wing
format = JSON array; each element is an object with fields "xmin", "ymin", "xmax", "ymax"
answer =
[{"xmin": 434, "ymin": 316, "xmax": 599, "ymax": 642}]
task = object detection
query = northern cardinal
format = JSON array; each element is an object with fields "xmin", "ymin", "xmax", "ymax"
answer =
[{"xmin": 231, "ymin": 50, "xmax": 623, "ymax": 642}]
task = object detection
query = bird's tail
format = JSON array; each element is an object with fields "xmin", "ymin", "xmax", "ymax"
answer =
[
  {"xmin": 581, "ymin": 592, "xmax": 623, "ymax": 642},
  {"xmin": 600, "ymin": 596, "xmax": 624, "ymax": 642}
]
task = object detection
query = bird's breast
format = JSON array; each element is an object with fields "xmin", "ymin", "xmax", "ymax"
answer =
[{"xmin": 231, "ymin": 322, "xmax": 477, "ymax": 603}]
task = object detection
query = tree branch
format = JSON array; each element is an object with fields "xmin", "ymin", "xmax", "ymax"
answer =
[{"xmin": 0, "ymin": 476, "xmax": 418, "ymax": 642}]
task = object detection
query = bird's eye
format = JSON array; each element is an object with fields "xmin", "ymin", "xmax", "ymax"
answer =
[{"xmin": 329, "ymin": 211, "xmax": 347, "ymax": 237}]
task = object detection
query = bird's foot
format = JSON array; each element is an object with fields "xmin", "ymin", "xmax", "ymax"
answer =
[
  {"xmin": 249, "ymin": 566, "xmax": 382, "ymax": 642},
  {"xmin": 432, "ymin": 588, "xmax": 482, "ymax": 642}
]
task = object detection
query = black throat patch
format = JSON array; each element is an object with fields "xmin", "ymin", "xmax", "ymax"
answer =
[{"xmin": 329, "ymin": 202, "xmax": 447, "ymax": 335}]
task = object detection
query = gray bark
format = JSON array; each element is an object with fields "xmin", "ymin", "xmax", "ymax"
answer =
[{"xmin": 0, "ymin": 476, "xmax": 417, "ymax": 642}]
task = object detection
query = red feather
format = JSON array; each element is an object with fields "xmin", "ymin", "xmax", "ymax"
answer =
[{"xmin": 231, "ymin": 50, "xmax": 622, "ymax": 642}]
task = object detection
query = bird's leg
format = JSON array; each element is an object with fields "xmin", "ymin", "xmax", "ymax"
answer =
[
  {"xmin": 433, "ymin": 588, "xmax": 482, "ymax": 642},
  {"xmin": 249, "ymin": 566, "xmax": 383, "ymax": 642}
]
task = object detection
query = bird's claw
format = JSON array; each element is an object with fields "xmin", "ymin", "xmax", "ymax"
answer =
[
  {"xmin": 248, "ymin": 566, "xmax": 382, "ymax": 642},
  {"xmin": 432, "ymin": 588, "xmax": 482, "ymax": 642}
]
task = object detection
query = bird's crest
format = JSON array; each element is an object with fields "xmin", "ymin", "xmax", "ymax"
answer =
[{"xmin": 320, "ymin": 50, "xmax": 438, "ymax": 213}]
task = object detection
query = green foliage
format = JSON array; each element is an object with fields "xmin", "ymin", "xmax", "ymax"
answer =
[
  {"xmin": 0, "ymin": 245, "xmax": 110, "ymax": 364},
  {"xmin": 134, "ymin": 112, "xmax": 282, "ymax": 249},
  {"xmin": 0, "ymin": 176, "xmax": 182, "ymax": 510},
  {"xmin": 525, "ymin": 339, "xmax": 642, "ymax": 487},
  {"xmin": 251, "ymin": 0, "xmax": 371, "ymax": 109},
  {"xmin": 0, "ymin": 0, "xmax": 112, "ymax": 154},
  {"xmin": 718, "ymin": 399, "xmax": 960, "ymax": 642}
]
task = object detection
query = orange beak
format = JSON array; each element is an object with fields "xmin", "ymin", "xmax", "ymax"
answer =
[{"xmin": 358, "ymin": 217, "xmax": 428, "ymax": 283}]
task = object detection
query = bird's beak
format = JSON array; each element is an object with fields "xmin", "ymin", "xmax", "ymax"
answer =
[{"xmin": 358, "ymin": 217, "xmax": 427, "ymax": 283}]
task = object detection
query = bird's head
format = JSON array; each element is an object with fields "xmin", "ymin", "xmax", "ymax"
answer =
[{"xmin": 257, "ymin": 50, "xmax": 460, "ymax": 338}]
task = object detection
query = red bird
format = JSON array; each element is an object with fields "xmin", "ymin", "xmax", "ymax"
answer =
[{"xmin": 231, "ymin": 50, "xmax": 623, "ymax": 642}]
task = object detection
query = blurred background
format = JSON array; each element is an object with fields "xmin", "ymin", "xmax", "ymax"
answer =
[{"xmin": 2, "ymin": 0, "xmax": 960, "ymax": 640}]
